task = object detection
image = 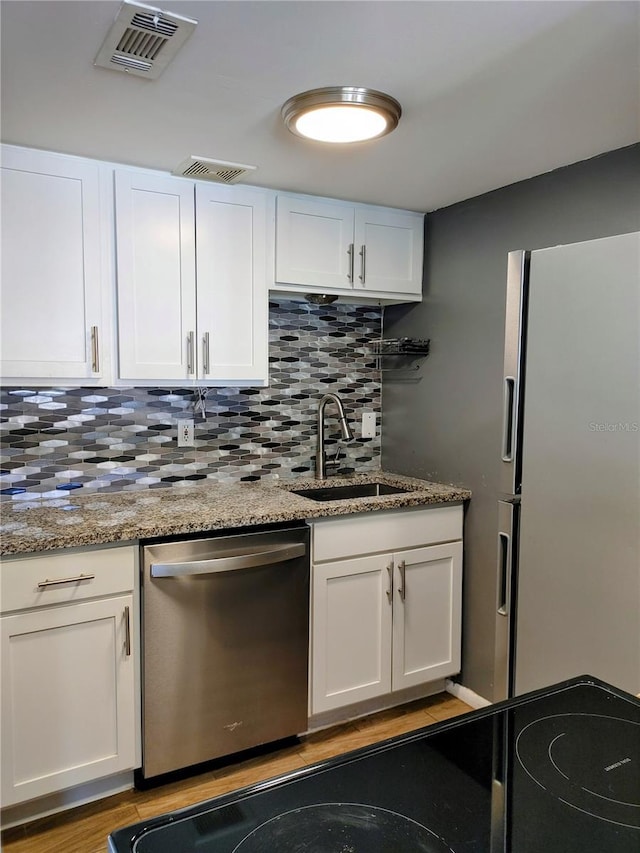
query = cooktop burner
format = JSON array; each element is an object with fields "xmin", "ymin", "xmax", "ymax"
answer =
[
  {"xmin": 515, "ymin": 713, "xmax": 640, "ymax": 827},
  {"xmin": 232, "ymin": 803, "xmax": 456, "ymax": 852}
]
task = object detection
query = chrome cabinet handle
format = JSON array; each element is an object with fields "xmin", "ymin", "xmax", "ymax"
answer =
[
  {"xmin": 37, "ymin": 573, "xmax": 95, "ymax": 589},
  {"xmin": 91, "ymin": 326, "xmax": 100, "ymax": 373},
  {"xmin": 397, "ymin": 559, "xmax": 406, "ymax": 601},
  {"xmin": 347, "ymin": 243, "xmax": 354, "ymax": 283},
  {"xmin": 187, "ymin": 331, "xmax": 195, "ymax": 375},
  {"xmin": 151, "ymin": 543, "xmax": 306, "ymax": 578},
  {"xmin": 386, "ymin": 561, "xmax": 393, "ymax": 602},
  {"xmin": 124, "ymin": 605, "xmax": 131, "ymax": 656},
  {"xmin": 358, "ymin": 244, "xmax": 366, "ymax": 284},
  {"xmin": 202, "ymin": 331, "xmax": 210, "ymax": 375}
]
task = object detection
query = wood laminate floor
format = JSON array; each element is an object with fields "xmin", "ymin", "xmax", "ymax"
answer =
[{"xmin": 1, "ymin": 693, "xmax": 472, "ymax": 853}]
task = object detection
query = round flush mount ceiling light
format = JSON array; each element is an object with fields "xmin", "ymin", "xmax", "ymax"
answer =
[{"xmin": 282, "ymin": 87, "xmax": 402, "ymax": 144}]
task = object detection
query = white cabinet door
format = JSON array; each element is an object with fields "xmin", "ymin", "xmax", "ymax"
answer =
[
  {"xmin": 354, "ymin": 207, "xmax": 423, "ymax": 296},
  {"xmin": 275, "ymin": 195, "xmax": 354, "ymax": 290},
  {"xmin": 392, "ymin": 542, "xmax": 463, "ymax": 691},
  {"xmin": 195, "ymin": 184, "xmax": 268, "ymax": 384},
  {"xmin": 1, "ymin": 595, "xmax": 136, "ymax": 806},
  {"xmin": 274, "ymin": 192, "xmax": 423, "ymax": 301},
  {"xmin": 115, "ymin": 171, "xmax": 268, "ymax": 386},
  {"xmin": 309, "ymin": 508, "xmax": 464, "ymax": 717},
  {"xmin": 311, "ymin": 554, "xmax": 392, "ymax": 714},
  {"xmin": 115, "ymin": 170, "xmax": 197, "ymax": 381},
  {"xmin": 1, "ymin": 146, "xmax": 105, "ymax": 382}
]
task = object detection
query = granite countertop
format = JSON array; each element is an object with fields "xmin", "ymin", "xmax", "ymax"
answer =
[{"xmin": 0, "ymin": 472, "xmax": 471, "ymax": 557}]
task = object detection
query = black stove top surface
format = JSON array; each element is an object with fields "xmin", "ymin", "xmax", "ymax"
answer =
[{"xmin": 109, "ymin": 677, "xmax": 640, "ymax": 853}]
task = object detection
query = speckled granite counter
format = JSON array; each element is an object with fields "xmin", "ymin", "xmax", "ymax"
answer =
[{"xmin": 0, "ymin": 473, "xmax": 471, "ymax": 556}]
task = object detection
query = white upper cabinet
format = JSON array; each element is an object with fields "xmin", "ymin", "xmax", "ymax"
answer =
[
  {"xmin": 0, "ymin": 146, "xmax": 109, "ymax": 384},
  {"xmin": 274, "ymin": 193, "xmax": 424, "ymax": 302},
  {"xmin": 354, "ymin": 206, "xmax": 423, "ymax": 295},
  {"xmin": 275, "ymin": 196, "xmax": 355, "ymax": 289},
  {"xmin": 1, "ymin": 143, "xmax": 422, "ymax": 386},
  {"xmin": 115, "ymin": 171, "xmax": 197, "ymax": 382},
  {"xmin": 195, "ymin": 184, "xmax": 268, "ymax": 384},
  {"xmin": 115, "ymin": 171, "xmax": 268, "ymax": 386}
]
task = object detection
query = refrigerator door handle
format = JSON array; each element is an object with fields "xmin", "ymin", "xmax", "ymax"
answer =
[
  {"xmin": 497, "ymin": 530, "xmax": 512, "ymax": 616},
  {"xmin": 494, "ymin": 500, "xmax": 517, "ymax": 701},
  {"xmin": 500, "ymin": 250, "xmax": 528, "ymax": 495},
  {"xmin": 501, "ymin": 377, "xmax": 516, "ymax": 462}
]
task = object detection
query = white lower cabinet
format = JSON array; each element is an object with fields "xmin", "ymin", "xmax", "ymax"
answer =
[
  {"xmin": 391, "ymin": 542, "xmax": 463, "ymax": 690},
  {"xmin": 0, "ymin": 545, "xmax": 137, "ymax": 807},
  {"xmin": 310, "ymin": 507, "xmax": 463, "ymax": 715},
  {"xmin": 313, "ymin": 554, "xmax": 393, "ymax": 708}
]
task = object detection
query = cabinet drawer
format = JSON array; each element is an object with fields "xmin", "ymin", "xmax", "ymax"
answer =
[
  {"xmin": 311, "ymin": 505, "xmax": 463, "ymax": 563},
  {"xmin": 1, "ymin": 545, "xmax": 136, "ymax": 614}
]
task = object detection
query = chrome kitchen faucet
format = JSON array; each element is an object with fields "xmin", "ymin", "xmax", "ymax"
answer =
[{"xmin": 316, "ymin": 393, "xmax": 354, "ymax": 479}]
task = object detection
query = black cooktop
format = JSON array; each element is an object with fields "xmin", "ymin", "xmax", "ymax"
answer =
[{"xmin": 109, "ymin": 676, "xmax": 640, "ymax": 852}]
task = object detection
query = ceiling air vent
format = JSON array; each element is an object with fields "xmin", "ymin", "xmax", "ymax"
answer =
[
  {"xmin": 94, "ymin": 1, "xmax": 197, "ymax": 80},
  {"xmin": 172, "ymin": 157, "xmax": 258, "ymax": 185}
]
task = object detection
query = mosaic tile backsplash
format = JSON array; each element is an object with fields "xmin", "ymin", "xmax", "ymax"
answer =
[{"xmin": 0, "ymin": 300, "xmax": 382, "ymax": 500}]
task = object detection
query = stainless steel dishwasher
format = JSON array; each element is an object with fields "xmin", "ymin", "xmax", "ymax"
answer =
[{"xmin": 139, "ymin": 523, "xmax": 310, "ymax": 781}]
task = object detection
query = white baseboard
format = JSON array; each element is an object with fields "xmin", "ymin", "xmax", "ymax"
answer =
[{"xmin": 445, "ymin": 678, "xmax": 492, "ymax": 709}]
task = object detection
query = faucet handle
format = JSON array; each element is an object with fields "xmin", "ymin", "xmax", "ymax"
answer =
[{"xmin": 325, "ymin": 446, "xmax": 344, "ymax": 471}]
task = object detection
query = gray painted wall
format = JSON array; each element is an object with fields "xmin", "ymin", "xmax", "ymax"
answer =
[{"xmin": 382, "ymin": 143, "xmax": 640, "ymax": 701}]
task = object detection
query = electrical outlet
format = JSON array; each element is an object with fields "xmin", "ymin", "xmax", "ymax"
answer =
[
  {"xmin": 177, "ymin": 420, "xmax": 195, "ymax": 447},
  {"xmin": 361, "ymin": 411, "xmax": 376, "ymax": 439}
]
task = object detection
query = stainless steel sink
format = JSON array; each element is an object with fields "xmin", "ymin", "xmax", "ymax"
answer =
[{"xmin": 291, "ymin": 482, "xmax": 409, "ymax": 501}]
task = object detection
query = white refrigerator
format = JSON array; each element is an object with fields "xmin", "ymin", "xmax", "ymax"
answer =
[{"xmin": 494, "ymin": 231, "xmax": 640, "ymax": 699}]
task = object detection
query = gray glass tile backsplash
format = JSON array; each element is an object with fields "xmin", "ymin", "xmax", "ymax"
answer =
[{"xmin": 1, "ymin": 300, "xmax": 382, "ymax": 499}]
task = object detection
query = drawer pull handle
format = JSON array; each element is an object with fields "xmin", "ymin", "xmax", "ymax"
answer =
[
  {"xmin": 37, "ymin": 573, "xmax": 96, "ymax": 589},
  {"xmin": 124, "ymin": 605, "xmax": 131, "ymax": 656}
]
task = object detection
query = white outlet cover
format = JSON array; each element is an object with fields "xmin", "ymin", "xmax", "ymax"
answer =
[
  {"xmin": 177, "ymin": 420, "xmax": 195, "ymax": 446},
  {"xmin": 361, "ymin": 411, "xmax": 376, "ymax": 439}
]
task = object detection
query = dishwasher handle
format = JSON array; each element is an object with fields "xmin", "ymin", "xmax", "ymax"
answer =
[{"xmin": 150, "ymin": 542, "xmax": 306, "ymax": 578}]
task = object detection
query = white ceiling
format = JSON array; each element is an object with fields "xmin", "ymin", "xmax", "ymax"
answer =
[{"xmin": 1, "ymin": 0, "xmax": 638, "ymax": 212}]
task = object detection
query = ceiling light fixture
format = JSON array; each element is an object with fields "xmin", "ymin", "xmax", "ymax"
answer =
[{"xmin": 282, "ymin": 87, "xmax": 402, "ymax": 144}]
